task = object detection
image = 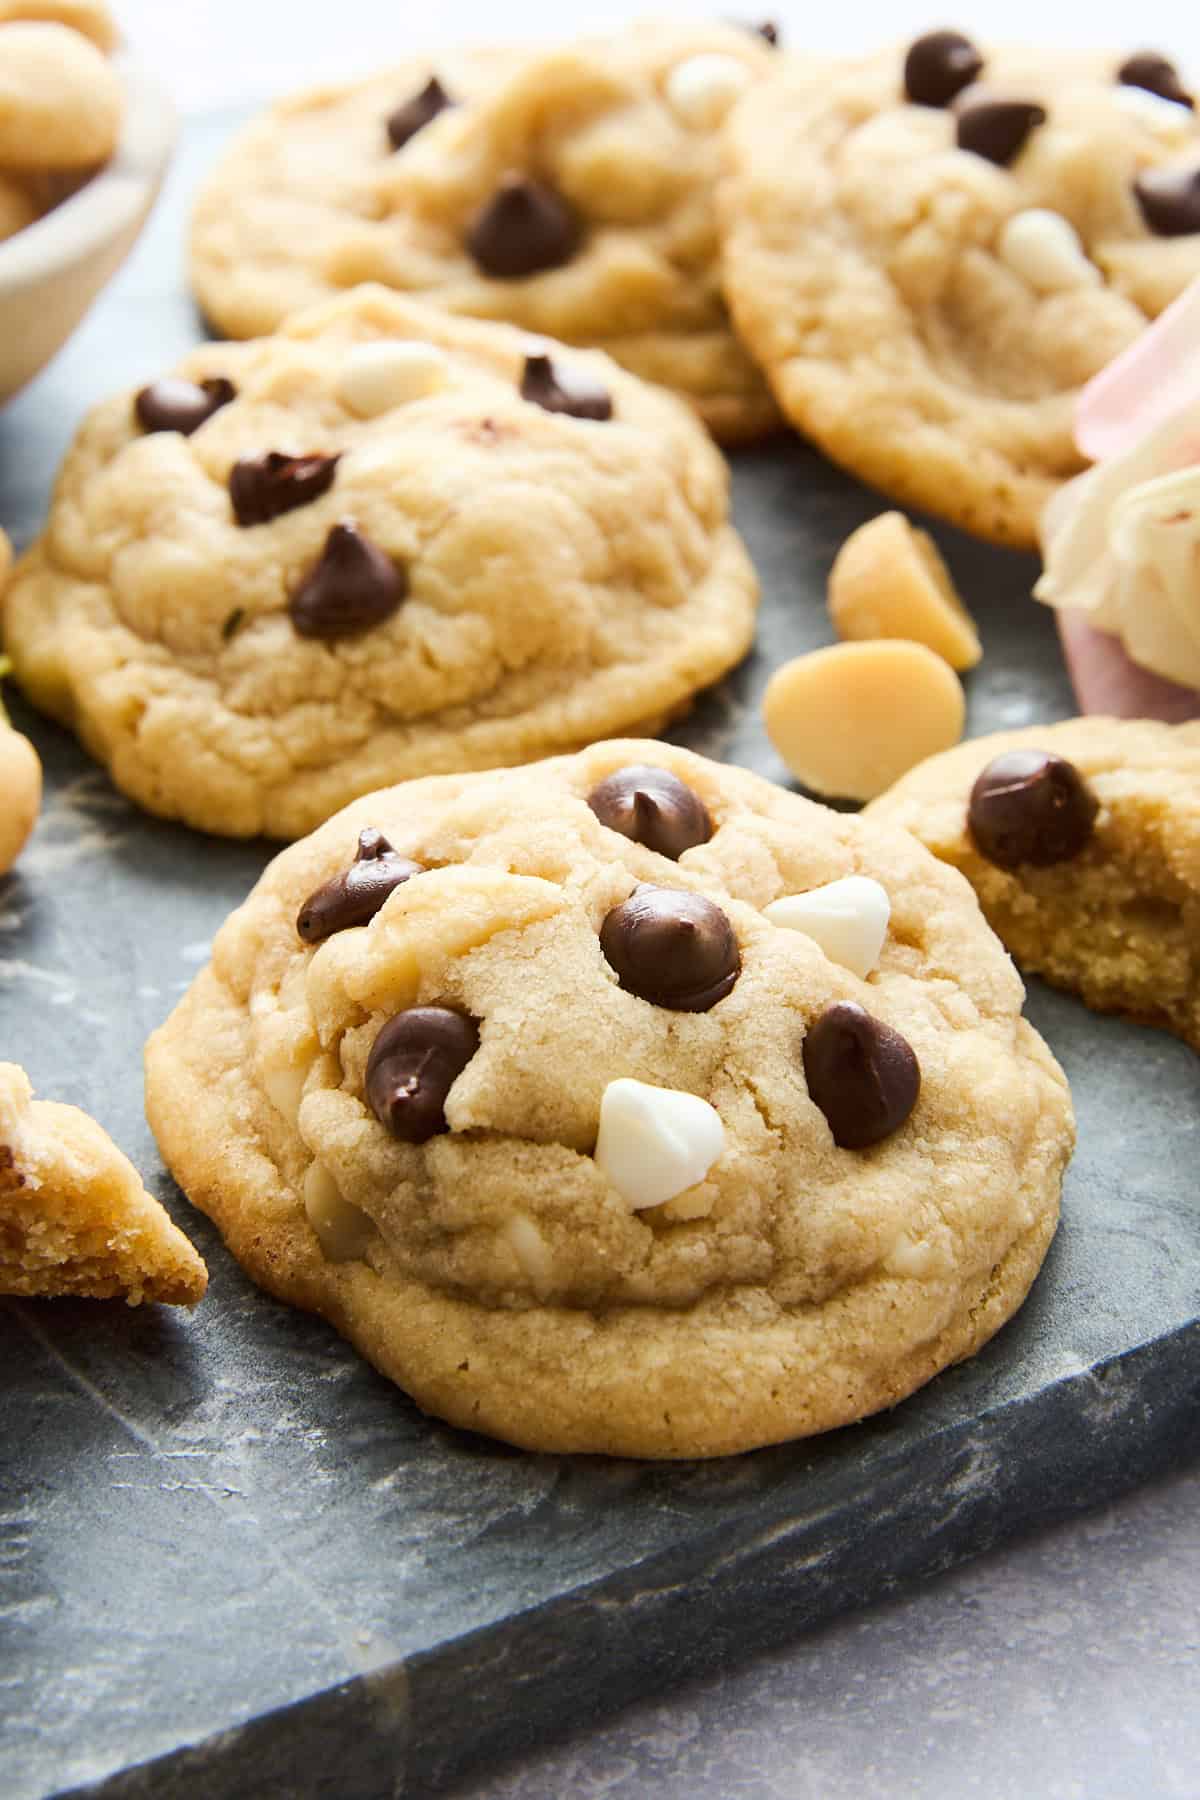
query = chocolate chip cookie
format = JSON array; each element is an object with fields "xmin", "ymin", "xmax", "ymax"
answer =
[
  {"xmin": 189, "ymin": 23, "xmax": 779, "ymax": 442},
  {"xmin": 145, "ymin": 741, "xmax": 1073, "ymax": 1458},
  {"xmin": 866, "ymin": 717, "xmax": 1200, "ymax": 1049},
  {"xmin": 0, "ymin": 1062, "xmax": 207, "ymax": 1304},
  {"xmin": 3, "ymin": 287, "xmax": 757, "ymax": 838},
  {"xmin": 720, "ymin": 35, "xmax": 1200, "ymax": 544}
]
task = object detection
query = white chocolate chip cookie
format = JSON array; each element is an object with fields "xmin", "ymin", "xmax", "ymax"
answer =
[
  {"xmin": 866, "ymin": 717, "xmax": 1200, "ymax": 1049},
  {"xmin": 190, "ymin": 23, "xmax": 779, "ymax": 443},
  {"xmin": 145, "ymin": 740, "xmax": 1073, "ymax": 1458},
  {"xmin": 0, "ymin": 21, "xmax": 122, "ymax": 170},
  {"xmin": 0, "ymin": 1062, "xmax": 207, "ymax": 1305},
  {"xmin": 3, "ymin": 287, "xmax": 757, "ymax": 839},
  {"xmin": 720, "ymin": 36, "xmax": 1200, "ymax": 545}
]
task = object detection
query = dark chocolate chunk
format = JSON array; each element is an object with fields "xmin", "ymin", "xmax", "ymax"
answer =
[
  {"xmin": 466, "ymin": 178, "xmax": 581, "ymax": 279},
  {"xmin": 1118, "ymin": 51, "xmax": 1194, "ymax": 109},
  {"xmin": 288, "ymin": 521, "xmax": 407, "ymax": 640},
  {"xmin": 230, "ymin": 452, "xmax": 340, "ymax": 527},
  {"xmin": 296, "ymin": 829, "xmax": 424, "ymax": 943},
  {"xmin": 954, "ymin": 92, "xmax": 1046, "ymax": 166},
  {"xmin": 1134, "ymin": 164, "xmax": 1200, "ymax": 236},
  {"xmin": 386, "ymin": 75, "xmax": 454, "ymax": 151},
  {"xmin": 802, "ymin": 1001, "xmax": 920, "ymax": 1151},
  {"xmin": 135, "ymin": 377, "xmax": 236, "ymax": 436},
  {"xmin": 520, "ymin": 352, "xmax": 612, "ymax": 421},
  {"xmin": 365, "ymin": 1006, "xmax": 481, "ymax": 1143},
  {"xmin": 903, "ymin": 30, "xmax": 984, "ymax": 108},
  {"xmin": 599, "ymin": 887, "xmax": 740, "ymax": 1012},
  {"xmin": 967, "ymin": 749, "xmax": 1099, "ymax": 869},
  {"xmin": 587, "ymin": 765, "xmax": 712, "ymax": 860}
]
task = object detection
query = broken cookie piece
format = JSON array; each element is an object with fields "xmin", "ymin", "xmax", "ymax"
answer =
[{"xmin": 0, "ymin": 1062, "xmax": 207, "ymax": 1304}]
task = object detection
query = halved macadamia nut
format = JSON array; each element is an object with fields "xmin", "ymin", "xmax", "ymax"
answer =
[{"xmin": 828, "ymin": 511, "xmax": 982, "ymax": 672}]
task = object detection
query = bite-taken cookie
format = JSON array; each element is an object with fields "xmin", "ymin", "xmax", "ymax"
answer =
[
  {"xmin": 720, "ymin": 35, "xmax": 1200, "ymax": 545},
  {"xmin": 0, "ymin": 1063, "xmax": 207, "ymax": 1304},
  {"xmin": 2, "ymin": 287, "xmax": 757, "ymax": 838},
  {"xmin": 189, "ymin": 22, "xmax": 779, "ymax": 443},
  {"xmin": 145, "ymin": 741, "xmax": 1073, "ymax": 1458},
  {"xmin": 866, "ymin": 718, "xmax": 1200, "ymax": 1050}
]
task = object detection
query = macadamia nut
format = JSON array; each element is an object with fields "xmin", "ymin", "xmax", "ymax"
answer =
[
  {"xmin": 763, "ymin": 641, "xmax": 965, "ymax": 801},
  {"xmin": 828, "ymin": 512, "xmax": 982, "ymax": 672}
]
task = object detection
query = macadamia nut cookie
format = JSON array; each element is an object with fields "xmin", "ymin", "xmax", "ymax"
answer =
[
  {"xmin": 190, "ymin": 22, "xmax": 779, "ymax": 442},
  {"xmin": 720, "ymin": 36, "xmax": 1200, "ymax": 545},
  {"xmin": 867, "ymin": 717, "xmax": 1200, "ymax": 1049},
  {"xmin": 3, "ymin": 287, "xmax": 757, "ymax": 838},
  {"xmin": 0, "ymin": 1062, "xmax": 207, "ymax": 1304},
  {"xmin": 145, "ymin": 741, "xmax": 1073, "ymax": 1458}
]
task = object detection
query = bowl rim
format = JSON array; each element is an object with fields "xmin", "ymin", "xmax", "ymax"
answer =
[{"xmin": 0, "ymin": 49, "xmax": 176, "ymax": 291}]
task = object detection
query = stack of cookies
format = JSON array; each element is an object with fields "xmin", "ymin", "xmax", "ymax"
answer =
[{"xmin": 3, "ymin": 15, "xmax": 1198, "ymax": 1459}]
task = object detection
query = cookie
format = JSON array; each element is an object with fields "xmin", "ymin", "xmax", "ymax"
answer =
[
  {"xmin": 0, "ymin": 2, "xmax": 118, "ymax": 53},
  {"xmin": 2, "ymin": 286, "xmax": 757, "ymax": 839},
  {"xmin": 189, "ymin": 23, "xmax": 779, "ymax": 443},
  {"xmin": 0, "ymin": 1063, "xmax": 207, "ymax": 1304},
  {"xmin": 0, "ymin": 21, "xmax": 122, "ymax": 170},
  {"xmin": 0, "ymin": 167, "xmax": 34, "ymax": 239},
  {"xmin": 145, "ymin": 740, "xmax": 1073, "ymax": 1458},
  {"xmin": 866, "ymin": 718, "xmax": 1200, "ymax": 1049},
  {"xmin": 720, "ymin": 36, "xmax": 1200, "ymax": 545}
]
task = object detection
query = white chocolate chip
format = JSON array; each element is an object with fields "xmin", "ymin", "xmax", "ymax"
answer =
[
  {"xmin": 999, "ymin": 209, "xmax": 1100, "ymax": 294},
  {"xmin": 1113, "ymin": 84, "xmax": 1196, "ymax": 142},
  {"xmin": 764, "ymin": 876, "xmax": 891, "ymax": 980},
  {"xmin": 665, "ymin": 53, "xmax": 753, "ymax": 129},
  {"xmin": 595, "ymin": 1078, "xmax": 725, "ymax": 1212},
  {"xmin": 303, "ymin": 1161, "xmax": 375, "ymax": 1263},
  {"xmin": 337, "ymin": 341, "xmax": 450, "ymax": 418},
  {"xmin": 885, "ymin": 1233, "xmax": 941, "ymax": 1279},
  {"xmin": 504, "ymin": 1213, "xmax": 555, "ymax": 1296}
]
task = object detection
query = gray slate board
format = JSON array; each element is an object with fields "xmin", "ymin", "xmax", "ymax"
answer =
[{"xmin": 1, "ymin": 114, "xmax": 1198, "ymax": 1800}]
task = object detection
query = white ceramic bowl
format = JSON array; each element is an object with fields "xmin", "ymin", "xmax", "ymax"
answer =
[{"xmin": 0, "ymin": 53, "xmax": 175, "ymax": 402}]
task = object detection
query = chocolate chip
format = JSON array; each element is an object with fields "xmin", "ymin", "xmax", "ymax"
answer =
[
  {"xmin": 954, "ymin": 92, "xmax": 1047, "ymax": 166},
  {"xmin": 365, "ymin": 1006, "xmax": 481, "ymax": 1143},
  {"xmin": 230, "ymin": 452, "xmax": 340, "ymax": 527},
  {"xmin": 803, "ymin": 1002, "xmax": 920, "ymax": 1150},
  {"xmin": 289, "ymin": 521, "xmax": 407, "ymax": 640},
  {"xmin": 135, "ymin": 377, "xmax": 236, "ymax": 436},
  {"xmin": 587, "ymin": 766, "xmax": 712, "ymax": 860},
  {"xmin": 296, "ymin": 829, "xmax": 424, "ymax": 943},
  {"xmin": 756, "ymin": 20, "xmax": 780, "ymax": 47},
  {"xmin": 386, "ymin": 75, "xmax": 454, "ymax": 151},
  {"xmin": 1134, "ymin": 165, "xmax": 1200, "ymax": 236},
  {"xmin": 520, "ymin": 352, "xmax": 612, "ymax": 421},
  {"xmin": 1118, "ymin": 51, "xmax": 1194, "ymax": 109},
  {"xmin": 903, "ymin": 30, "xmax": 984, "ymax": 108},
  {"xmin": 221, "ymin": 607, "xmax": 244, "ymax": 641},
  {"xmin": 600, "ymin": 887, "xmax": 740, "ymax": 1012},
  {"xmin": 967, "ymin": 750, "xmax": 1099, "ymax": 869},
  {"xmin": 466, "ymin": 178, "xmax": 581, "ymax": 279}
]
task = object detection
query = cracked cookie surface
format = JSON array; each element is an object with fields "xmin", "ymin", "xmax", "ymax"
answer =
[
  {"xmin": 867, "ymin": 716, "xmax": 1200, "ymax": 1050},
  {"xmin": 2, "ymin": 287, "xmax": 756, "ymax": 839},
  {"xmin": 145, "ymin": 741, "xmax": 1073, "ymax": 1457},
  {"xmin": 190, "ymin": 24, "xmax": 779, "ymax": 442},
  {"xmin": 720, "ymin": 41, "xmax": 1200, "ymax": 544}
]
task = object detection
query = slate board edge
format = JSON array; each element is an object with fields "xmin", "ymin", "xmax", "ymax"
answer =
[{"xmin": 55, "ymin": 1323, "xmax": 1200, "ymax": 1800}]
